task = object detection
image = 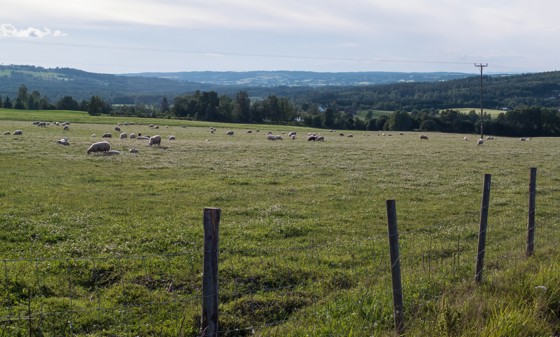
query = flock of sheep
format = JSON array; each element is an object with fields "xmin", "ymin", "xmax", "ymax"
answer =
[{"xmin": 3, "ymin": 120, "xmax": 533, "ymax": 157}]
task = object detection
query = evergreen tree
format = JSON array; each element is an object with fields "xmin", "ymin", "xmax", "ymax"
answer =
[
  {"xmin": 3, "ymin": 96, "xmax": 12, "ymax": 109},
  {"xmin": 233, "ymin": 91, "xmax": 251, "ymax": 122},
  {"xmin": 16, "ymin": 85, "xmax": 28, "ymax": 109},
  {"xmin": 57, "ymin": 96, "xmax": 80, "ymax": 110},
  {"xmin": 161, "ymin": 96, "xmax": 170, "ymax": 114}
]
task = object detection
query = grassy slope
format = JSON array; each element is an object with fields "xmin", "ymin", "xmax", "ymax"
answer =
[{"xmin": 0, "ymin": 109, "xmax": 559, "ymax": 336}]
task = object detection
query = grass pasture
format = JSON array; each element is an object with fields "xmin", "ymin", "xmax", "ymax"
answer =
[{"xmin": 1, "ymin": 109, "xmax": 560, "ymax": 336}]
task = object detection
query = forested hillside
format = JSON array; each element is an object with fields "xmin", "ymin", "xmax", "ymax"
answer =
[{"xmin": 1, "ymin": 65, "xmax": 560, "ymax": 137}]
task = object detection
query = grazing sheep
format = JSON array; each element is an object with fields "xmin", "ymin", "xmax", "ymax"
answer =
[
  {"xmin": 91, "ymin": 133, "xmax": 97, "ymax": 137},
  {"xmin": 339, "ymin": 133, "xmax": 345, "ymax": 136},
  {"xmin": 129, "ymin": 133, "xmax": 136, "ymax": 139},
  {"xmin": 56, "ymin": 138, "xmax": 70, "ymax": 146},
  {"xmin": 115, "ymin": 126, "xmax": 121, "ymax": 132},
  {"xmin": 3, "ymin": 131, "xmax": 10, "ymax": 135},
  {"xmin": 307, "ymin": 135, "xmax": 317, "ymax": 141},
  {"xmin": 247, "ymin": 130, "xmax": 252, "ymax": 134},
  {"xmin": 148, "ymin": 135, "xmax": 161, "ymax": 146},
  {"xmin": 267, "ymin": 134, "xmax": 282, "ymax": 140},
  {"xmin": 288, "ymin": 131, "xmax": 296, "ymax": 137},
  {"xmin": 129, "ymin": 148, "xmax": 139, "ymax": 153},
  {"xmin": 316, "ymin": 136, "xmax": 325, "ymax": 141},
  {"xmin": 168, "ymin": 135, "xmax": 176, "ymax": 140},
  {"xmin": 102, "ymin": 133, "xmax": 112, "ymax": 138},
  {"xmin": 226, "ymin": 131, "xmax": 234, "ymax": 136},
  {"xmin": 520, "ymin": 137, "xmax": 528, "ymax": 141},
  {"xmin": 13, "ymin": 130, "xmax": 23, "ymax": 135},
  {"xmin": 420, "ymin": 135, "xmax": 429, "ymax": 140},
  {"xmin": 347, "ymin": 134, "xmax": 353, "ymax": 138},
  {"xmin": 486, "ymin": 136, "xmax": 495, "ymax": 140},
  {"xmin": 137, "ymin": 136, "xmax": 150, "ymax": 140},
  {"xmin": 64, "ymin": 125, "xmax": 70, "ymax": 131},
  {"xmin": 86, "ymin": 141, "xmax": 111, "ymax": 154},
  {"xmin": 120, "ymin": 132, "xmax": 128, "ymax": 139},
  {"xmin": 477, "ymin": 139, "xmax": 484, "ymax": 145},
  {"xmin": 463, "ymin": 137, "xmax": 469, "ymax": 141},
  {"xmin": 104, "ymin": 150, "xmax": 121, "ymax": 156},
  {"xmin": 290, "ymin": 134, "xmax": 296, "ymax": 140},
  {"xmin": 37, "ymin": 121, "xmax": 47, "ymax": 127}
]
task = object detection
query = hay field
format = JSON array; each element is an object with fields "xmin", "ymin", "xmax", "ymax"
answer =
[{"xmin": 1, "ymin": 110, "xmax": 559, "ymax": 335}]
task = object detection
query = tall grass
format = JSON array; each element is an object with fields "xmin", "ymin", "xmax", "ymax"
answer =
[{"xmin": 1, "ymin": 110, "xmax": 559, "ymax": 335}]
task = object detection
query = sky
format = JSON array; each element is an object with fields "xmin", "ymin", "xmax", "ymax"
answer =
[{"xmin": 1, "ymin": 0, "xmax": 559, "ymax": 75}]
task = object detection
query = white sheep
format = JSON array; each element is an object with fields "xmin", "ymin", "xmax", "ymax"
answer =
[
  {"xmin": 307, "ymin": 135, "xmax": 317, "ymax": 141},
  {"xmin": 86, "ymin": 141, "xmax": 111, "ymax": 154},
  {"xmin": 13, "ymin": 130, "xmax": 23, "ymax": 135},
  {"xmin": 226, "ymin": 131, "xmax": 234, "ymax": 136},
  {"xmin": 420, "ymin": 135, "xmax": 429, "ymax": 140},
  {"xmin": 102, "ymin": 133, "xmax": 112, "ymax": 138},
  {"xmin": 120, "ymin": 132, "xmax": 128, "ymax": 139},
  {"xmin": 56, "ymin": 138, "xmax": 70, "ymax": 146},
  {"xmin": 104, "ymin": 150, "xmax": 121, "ymax": 156},
  {"xmin": 168, "ymin": 135, "xmax": 176, "ymax": 140},
  {"xmin": 129, "ymin": 133, "xmax": 136, "ymax": 139},
  {"xmin": 148, "ymin": 135, "xmax": 161, "ymax": 146},
  {"xmin": 267, "ymin": 134, "xmax": 282, "ymax": 140},
  {"xmin": 63, "ymin": 125, "xmax": 70, "ymax": 131},
  {"xmin": 477, "ymin": 139, "xmax": 484, "ymax": 145},
  {"xmin": 316, "ymin": 136, "xmax": 325, "ymax": 141},
  {"xmin": 129, "ymin": 148, "xmax": 139, "ymax": 153},
  {"xmin": 3, "ymin": 131, "xmax": 10, "ymax": 135},
  {"xmin": 115, "ymin": 126, "xmax": 121, "ymax": 132},
  {"xmin": 137, "ymin": 136, "xmax": 150, "ymax": 140}
]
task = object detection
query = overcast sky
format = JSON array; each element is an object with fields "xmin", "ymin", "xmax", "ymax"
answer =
[{"xmin": 1, "ymin": 0, "xmax": 559, "ymax": 74}]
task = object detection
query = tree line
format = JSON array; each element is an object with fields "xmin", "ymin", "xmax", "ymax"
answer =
[{"xmin": 1, "ymin": 84, "xmax": 560, "ymax": 137}]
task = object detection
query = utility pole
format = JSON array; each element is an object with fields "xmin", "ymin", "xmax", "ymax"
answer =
[{"xmin": 475, "ymin": 63, "xmax": 488, "ymax": 139}]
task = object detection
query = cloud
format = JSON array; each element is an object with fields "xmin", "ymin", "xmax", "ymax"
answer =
[{"xmin": 0, "ymin": 24, "xmax": 66, "ymax": 38}]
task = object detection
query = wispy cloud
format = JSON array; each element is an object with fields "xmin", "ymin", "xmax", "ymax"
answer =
[{"xmin": 0, "ymin": 24, "xmax": 66, "ymax": 38}]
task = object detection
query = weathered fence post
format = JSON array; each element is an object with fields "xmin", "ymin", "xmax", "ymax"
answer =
[
  {"xmin": 475, "ymin": 174, "xmax": 491, "ymax": 283},
  {"xmin": 201, "ymin": 208, "xmax": 221, "ymax": 337},
  {"xmin": 386, "ymin": 199, "xmax": 405, "ymax": 335},
  {"xmin": 526, "ymin": 167, "xmax": 537, "ymax": 257}
]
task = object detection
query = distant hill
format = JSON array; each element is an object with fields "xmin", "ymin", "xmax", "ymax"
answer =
[
  {"xmin": 1, "ymin": 65, "xmax": 559, "ymax": 111},
  {"xmin": 0, "ymin": 65, "xmax": 471, "ymax": 102},
  {"xmin": 122, "ymin": 70, "xmax": 472, "ymax": 87},
  {"xmin": 0, "ymin": 65, "xmax": 217, "ymax": 103}
]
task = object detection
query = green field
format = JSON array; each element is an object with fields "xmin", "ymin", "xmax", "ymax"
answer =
[
  {"xmin": 1, "ymin": 108, "xmax": 559, "ymax": 336},
  {"xmin": 449, "ymin": 108, "xmax": 506, "ymax": 116}
]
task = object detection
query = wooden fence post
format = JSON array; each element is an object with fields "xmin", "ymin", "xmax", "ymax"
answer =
[
  {"xmin": 201, "ymin": 208, "xmax": 221, "ymax": 337},
  {"xmin": 386, "ymin": 199, "xmax": 405, "ymax": 335},
  {"xmin": 475, "ymin": 174, "xmax": 491, "ymax": 283},
  {"xmin": 526, "ymin": 167, "xmax": 537, "ymax": 257}
]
